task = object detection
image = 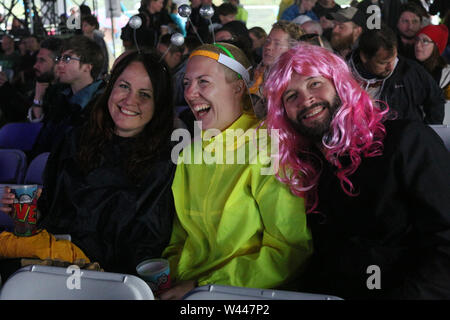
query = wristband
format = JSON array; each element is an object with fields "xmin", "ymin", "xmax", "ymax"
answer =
[{"xmin": 33, "ymin": 99, "xmax": 42, "ymax": 106}]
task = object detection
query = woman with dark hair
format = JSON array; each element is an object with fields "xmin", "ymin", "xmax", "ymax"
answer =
[
  {"xmin": 415, "ymin": 24, "xmax": 450, "ymax": 100},
  {"xmin": 0, "ymin": 51, "xmax": 176, "ymax": 274}
]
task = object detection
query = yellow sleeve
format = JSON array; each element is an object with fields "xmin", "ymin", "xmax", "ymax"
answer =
[
  {"xmin": 162, "ymin": 213, "xmax": 187, "ymax": 282},
  {"xmin": 196, "ymin": 173, "xmax": 313, "ymax": 289}
]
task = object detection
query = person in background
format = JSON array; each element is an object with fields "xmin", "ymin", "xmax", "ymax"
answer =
[
  {"xmin": 217, "ymin": 2, "xmax": 238, "ymax": 27},
  {"xmin": 348, "ymin": 24, "xmax": 445, "ymax": 124},
  {"xmin": 249, "ymin": 26, "xmax": 267, "ymax": 65},
  {"xmin": 30, "ymin": 35, "xmax": 105, "ymax": 158},
  {"xmin": 229, "ymin": 0, "xmax": 248, "ymax": 24},
  {"xmin": 264, "ymin": 44, "xmax": 450, "ymax": 299},
  {"xmin": 169, "ymin": 0, "xmax": 187, "ymax": 36},
  {"xmin": 281, "ymin": 0, "xmax": 319, "ymax": 22},
  {"xmin": 121, "ymin": 0, "xmax": 172, "ymax": 50},
  {"xmin": 250, "ymin": 21, "xmax": 304, "ymax": 118},
  {"xmin": 82, "ymin": 14, "xmax": 110, "ymax": 78},
  {"xmin": 396, "ymin": 2, "xmax": 424, "ymax": 60},
  {"xmin": 414, "ymin": 24, "xmax": 450, "ymax": 100},
  {"xmin": 327, "ymin": 6, "xmax": 365, "ymax": 58},
  {"xmin": 160, "ymin": 42, "xmax": 312, "ymax": 300},
  {"xmin": 0, "ymin": 51, "xmax": 176, "ymax": 276}
]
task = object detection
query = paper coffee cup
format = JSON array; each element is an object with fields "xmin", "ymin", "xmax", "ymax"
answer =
[
  {"xmin": 10, "ymin": 184, "xmax": 39, "ymax": 237},
  {"xmin": 136, "ymin": 258, "xmax": 171, "ymax": 294}
]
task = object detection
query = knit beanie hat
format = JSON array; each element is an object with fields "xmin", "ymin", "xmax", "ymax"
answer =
[{"xmin": 417, "ymin": 24, "xmax": 449, "ymax": 55}]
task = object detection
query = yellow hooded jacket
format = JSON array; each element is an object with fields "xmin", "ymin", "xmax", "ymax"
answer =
[{"xmin": 163, "ymin": 113, "xmax": 312, "ymax": 289}]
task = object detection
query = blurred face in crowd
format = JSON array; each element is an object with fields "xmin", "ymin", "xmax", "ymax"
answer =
[
  {"xmin": 183, "ymin": 55, "xmax": 243, "ymax": 131},
  {"xmin": 263, "ymin": 28, "xmax": 290, "ymax": 67},
  {"xmin": 215, "ymin": 30, "xmax": 233, "ymax": 42},
  {"xmin": 397, "ymin": 11, "xmax": 421, "ymax": 39},
  {"xmin": 82, "ymin": 21, "xmax": 96, "ymax": 35},
  {"xmin": 34, "ymin": 48, "xmax": 56, "ymax": 82},
  {"xmin": 25, "ymin": 36, "xmax": 40, "ymax": 52},
  {"xmin": 56, "ymin": 50, "xmax": 92, "ymax": 85},
  {"xmin": 361, "ymin": 47, "xmax": 398, "ymax": 78},
  {"xmin": 108, "ymin": 61, "xmax": 155, "ymax": 137},
  {"xmin": 414, "ymin": 33, "xmax": 434, "ymax": 61},
  {"xmin": 249, "ymin": 31, "xmax": 266, "ymax": 50},
  {"xmin": 148, "ymin": 0, "xmax": 164, "ymax": 14},
  {"xmin": 283, "ymin": 72, "xmax": 340, "ymax": 142},
  {"xmin": 331, "ymin": 21, "xmax": 361, "ymax": 53},
  {"xmin": 156, "ymin": 42, "xmax": 183, "ymax": 69},
  {"xmin": 300, "ymin": 0, "xmax": 317, "ymax": 12},
  {"xmin": 219, "ymin": 13, "xmax": 236, "ymax": 25},
  {"xmin": 1, "ymin": 36, "xmax": 14, "ymax": 53}
]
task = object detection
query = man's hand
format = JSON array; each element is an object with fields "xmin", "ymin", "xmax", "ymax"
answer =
[
  {"xmin": 159, "ymin": 280, "xmax": 197, "ymax": 300},
  {"xmin": 34, "ymin": 82, "xmax": 50, "ymax": 101}
]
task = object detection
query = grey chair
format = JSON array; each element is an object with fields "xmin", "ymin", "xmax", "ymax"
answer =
[{"xmin": 0, "ymin": 265, "xmax": 155, "ymax": 300}]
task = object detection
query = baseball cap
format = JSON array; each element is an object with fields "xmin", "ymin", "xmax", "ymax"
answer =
[{"xmin": 327, "ymin": 7, "xmax": 366, "ymax": 29}]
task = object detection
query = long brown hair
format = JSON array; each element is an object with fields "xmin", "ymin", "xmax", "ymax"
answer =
[{"xmin": 77, "ymin": 50, "xmax": 174, "ymax": 183}]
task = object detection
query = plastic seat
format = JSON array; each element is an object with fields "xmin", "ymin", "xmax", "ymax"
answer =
[
  {"xmin": 0, "ymin": 149, "xmax": 27, "ymax": 184},
  {"xmin": 23, "ymin": 152, "xmax": 50, "ymax": 186},
  {"xmin": 0, "ymin": 122, "xmax": 43, "ymax": 152},
  {"xmin": 183, "ymin": 284, "xmax": 343, "ymax": 300},
  {"xmin": 430, "ymin": 124, "xmax": 450, "ymax": 151},
  {"xmin": 0, "ymin": 265, "xmax": 155, "ymax": 300}
]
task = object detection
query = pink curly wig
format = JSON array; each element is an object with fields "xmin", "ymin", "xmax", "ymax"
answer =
[{"xmin": 264, "ymin": 44, "xmax": 388, "ymax": 213}]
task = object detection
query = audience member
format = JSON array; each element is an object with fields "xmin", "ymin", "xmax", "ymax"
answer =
[
  {"xmin": 348, "ymin": 24, "xmax": 445, "ymax": 124},
  {"xmin": 249, "ymin": 26, "xmax": 267, "ymax": 64},
  {"xmin": 229, "ymin": 0, "xmax": 248, "ymax": 24},
  {"xmin": 186, "ymin": 0, "xmax": 220, "ymax": 43},
  {"xmin": 313, "ymin": 0, "xmax": 341, "ymax": 40},
  {"xmin": 0, "ymin": 35, "xmax": 21, "ymax": 81},
  {"xmin": 157, "ymin": 33, "xmax": 187, "ymax": 73},
  {"xmin": 414, "ymin": 24, "xmax": 450, "ymax": 99},
  {"xmin": 0, "ymin": 37, "xmax": 63, "ymax": 127},
  {"xmin": 30, "ymin": 35, "xmax": 106, "ymax": 158},
  {"xmin": 328, "ymin": 6, "xmax": 365, "ymax": 58},
  {"xmin": 250, "ymin": 21, "xmax": 304, "ymax": 118},
  {"xmin": 169, "ymin": 1, "xmax": 187, "ymax": 36},
  {"xmin": 281, "ymin": 0, "xmax": 319, "ymax": 22},
  {"xmin": 82, "ymin": 14, "xmax": 110, "ymax": 77},
  {"xmin": 160, "ymin": 42, "xmax": 312, "ymax": 300},
  {"xmin": 0, "ymin": 51, "xmax": 176, "ymax": 275},
  {"xmin": 396, "ymin": 3, "xmax": 424, "ymax": 60},
  {"xmin": 121, "ymin": 0, "xmax": 172, "ymax": 50},
  {"xmin": 264, "ymin": 44, "xmax": 450, "ymax": 300},
  {"xmin": 217, "ymin": 2, "xmax": 238, "ymax": 26}
]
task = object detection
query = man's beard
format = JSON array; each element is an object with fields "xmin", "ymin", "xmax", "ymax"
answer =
[
  {"xmin": 289, "ymin": 94, "xmax": 341, "ymax": 143},
  {"xmin": 331, "ymin": 33, "xmax": 355, "ymax": 53},
  {"xmin": 35, "ymin": 70, "xmax": 54, "ymax": 83}
]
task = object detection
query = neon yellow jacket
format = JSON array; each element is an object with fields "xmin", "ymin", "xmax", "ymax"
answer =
[
  {"xmin": 163, "ymin": 113, "xmax": 312, "ymax": 289},
  {"xmin": 236, "ymin": 6, "xmax": 248, "ymax": 23}
]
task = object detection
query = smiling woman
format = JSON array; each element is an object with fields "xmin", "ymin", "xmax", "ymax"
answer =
[
  {"xmin": 0, "ymin": 51, "xmax": 177, "ymax": 275},
  {"xmin": 160, "ymin": 43, "xmax": 312, "ymax": 300}
]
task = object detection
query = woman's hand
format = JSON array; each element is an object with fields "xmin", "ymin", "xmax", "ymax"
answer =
[
  {"xmin": 0, "ymin": 187, "xmax": 42, "ymax": 215},
  {"xmin": 158, "ymin": 280, "xmax": 197, "ymax": 300}
]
